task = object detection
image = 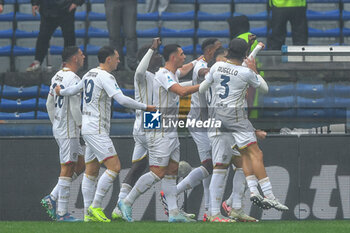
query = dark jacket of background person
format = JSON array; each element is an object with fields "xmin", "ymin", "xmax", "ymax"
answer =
[{"xmin": 31, "ymin": 0, "xmax": 84, "ymax": 17}]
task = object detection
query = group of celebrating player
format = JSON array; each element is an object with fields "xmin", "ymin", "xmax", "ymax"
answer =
[{"xmin": 40, "ymin": 35, "xmax": 289, "ymax": 223}]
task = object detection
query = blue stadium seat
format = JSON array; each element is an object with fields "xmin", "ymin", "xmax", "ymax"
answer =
[
  {"xmin": 198, "ymin": 0, "xmax": 231, "ymax": 3},
  {"xmin": 234, "ymin": 0, "xmax": 267, "ymax": 3},
  {"xmin": 13, "ymin": 46, "xmax": 35, "ymax": 56},
  {"xmin": 161, "ymin": 27, "xmax": 195, "ymax": 37},
  {"xmin": 262, "ymin": 96, "xmax": 295, "ymax": 108},
  {"xmin": 15, "ymin": 12, "xmax": 40, "ymax": 21},
  {"xmin": 250, "ymin": 26, "xmax": 268, "ymax": 37},
  {"xmin": 197, "ymin": 29, "xmax": 229, "ymax": 37},
  {"xmin": 233, "ymin": 11, "xmax": 268, "ymax": 21},
  {"xmin": 0, "ymin": 98, "xmax": 37, "ymax": 111},
  {"xmin": 75, "ymin": 11, "xmax": 87, "ymax": 21},
  {"xmin": 297, "ymin": 96, "xmax": 329, "ymax": 108},
  {"xmin": 84, "ymin": 44, "xmax": 101, "ymax": 55},
  {"xmin": 88, "ymin": 12, "xmax": 106, "ymax": 21},
  {"xmin": 297, "ymin": 109, "xmax": 329, "ymax": 118},
  {"xmin": 50, "ymin": 45, "xmax": 64, "ymax": 55},
  {"xmin": 0, "ymin": 111, "xmax": 35, "ymax": 120},
  {"xmin": 137, "ymin": 28, "xmax": 159, "ymax": 38},
  {"xmin": 308, "ymin": 27, "xmax": 340, "ymax": 37},
  {"xmin": 137, "ymin": 12, "xmax": 159, "ymax": 21},
  {"xmin": 53, "ymin": 28, "xmax": 86, "ymax": 38},
  {"xmin": 268, "ymin": 83, "xmax": 295, "ymax": 97},
  {"xmin": 330, "ymin": 83, "xmax": 350, "ymax": 97},
  {"xmin": 197, "ymin": 11, "xmax": 231, "ymax": 21},
  {"xmin": 113, "ymin": 100, "xmax": 123, "ymax": 110},
  {"xmin": 37, "ymin": 111, "xmax": 49, "ymax": 119},
  {"xmin": 40, "ymin": 85, "xmax": 50, "ymax": 98},
  {"xmin": 121, "ymin": 88, "xmax": 135, "ymax": 96},
  {"xmin": 343, "ymin": 10, "xmax": 350, "ymax": 20},
  {"xmin": 38, "ymin": 98, "xmax": 47, "ymax": 111},
  {"xmin": 0, "ymin": 12, "xmax": 15, "ymax": 21},
  {"xmin": 2, "ymin": 85, "xmax": 39, "ymax": 99},
  {"xmin": 0, "ymin": 45, "xmax": 11, "ymax": 56},
  {"xmin": 171, "ymin": 0, "xmax": 195, "ymax": 3},
  {"xmin": 296, "ymin": 83, "xmax": 325, "ymax": 98},
  {"xmin": 343, "ymin": 28, "xmax": 350, "ymax": 36},
  {"xmin": 161, "ymin": 11, "xmax": 195, "ymax": 21},
  {"xmin": 334, "ymin": 97, "xmax": 350, "ymax": 107},
  {"xmin": 15, "ymin": 29, "xmax": 38, "ymax": 38},
  {"xmin": 112, "ymin": 112, "xmax": 136, "ymax": 119},
  {"xmin": 306, "ymin": 10, "xmax": 340, "ymax": 20},
  {"xmin": 0, "ymin": 29, "xmax": 13, "ymax": 38},
  {"xmin": 262, "ymin": 109, "xmax": 296, "ymax": 118}
]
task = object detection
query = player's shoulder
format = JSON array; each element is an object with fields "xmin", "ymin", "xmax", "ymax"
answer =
[{"xmin": 155, "ymin": 67, "xmax": 168, "ymax": 79}]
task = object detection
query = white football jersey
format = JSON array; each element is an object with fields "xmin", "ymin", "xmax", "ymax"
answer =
[
  {"xmin": 188, "ymin": 58, "xmax": 208, "ymax": 121},
  {"xmin": 49, "ymin": 68, "xmax": 81, "ymax": 139},
  {"xmin": 133, "ymin": 70, "xmax": 154, "ymax": 135},
  {"xmin": 81, "ymin": 67, "xmax": 122, "ymax": 135},
  {"xmin": 152, "ymin": 67, "xmax": 181, "ymax": 138},
  {"xmin": 206, "ymin": 61, "xmax": 260, "ymax": 135}
]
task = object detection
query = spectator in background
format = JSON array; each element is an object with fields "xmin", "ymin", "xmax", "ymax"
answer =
[
  {"xmin": 0, "ymin": 0, "xmax": 4, "ymax": 14},
  {"xmin": 267, "ymin": 0, "xmax": 308, "ymax": 50},
  {"xmin": 27, "ymin": 0, "xmax": 84, "ymax": 72},
  {"xmin": 105, "ymin": 0, "xmax": 138, "ymax": 71}
]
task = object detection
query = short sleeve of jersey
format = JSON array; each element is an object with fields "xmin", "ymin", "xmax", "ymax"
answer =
[
  {"xmin": 205, "ymin": 63, "xmax": 217, "ymax": 84},
  {"xmin": 157, "ymin": 72, "xmax": 178, "ymax": 91},
  {"xmin": 102, "ymin": 75, "xmax": 123, "ymax": 97},
  {"xmin": 246, "ymin": 69, "xmax": 260, "ymax": 89}
]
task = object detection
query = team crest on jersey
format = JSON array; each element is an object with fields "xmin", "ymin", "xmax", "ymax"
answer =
[
  {"xmin": 143, "ymin": 110, "xmax": 162, "ymax": 129},
  {"xmin": 115, "ymin": 84, "xmax": 120, "ymax": 90}
]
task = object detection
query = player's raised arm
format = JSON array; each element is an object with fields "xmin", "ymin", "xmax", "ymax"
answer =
[
  {"xmin": 244, "ymin": 57, "xmax": 268, "ymax": 94},
  {"xmin": 242, "ymin": 42, "xmax": 264, "ymax": 67},
  {"xmin": 135, "ymin": 38, "xmax": 161, "ymax": 82},
  {"xmin": 55, "ymin": 79, "xmax": 83, "ymax": 96}
]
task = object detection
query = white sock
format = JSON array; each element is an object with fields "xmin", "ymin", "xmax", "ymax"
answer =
[
  {"xmin": 118, "ymin": 183, "xmax": 132, "ymax": 202},
  {"xmin": 246, "ymin": 175, "xmax": 259, "ymax": 195},
  {"xmin": 124, "ymin": 171, "xmax": 160, "ymax": 206},
  {"xmin": 162, "ymin": 175, "xmax": 178, "ymax": 214},
  {"xmin": 202, "ymin": 175, "xmax": 211, "ymax": 211},
  {"xmin": 57, "ymin": 177, "xmax": 72, "ymax": 216},
  {"xmin": 231, "ymin": 168, "xmax": 246, "ymax": 209},
  {"xmin": 82, "ymin": 174, "xmax": 97, "ymax": 216},
  {"xmin": 210, "ymin": 169, "xmax": 227, "ymax": 216},
  {"xmin": 92, "ymin": 170, "xmax": 118, "ymax": 208},
  {"xmin": 177, "ymin": 166, "xmax": 209, "ymax": 195},
  {"xmin": 258, "ymin": 177, "xmax": 275, "ymax": 200},
  {"xmin": 50, "ymin": 183, "xmax": 60, "ymax": 201}
]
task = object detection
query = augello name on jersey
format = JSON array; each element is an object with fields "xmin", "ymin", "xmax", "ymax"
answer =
[
  {"xmin": 217, "ymin": 66, "xmax": 238, "ymax": 76},
  {"xmin": 162, "ymin": 118, "xmax": 221, "ymax": 128}
]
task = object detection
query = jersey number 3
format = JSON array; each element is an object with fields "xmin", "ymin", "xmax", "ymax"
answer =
[
  {"xmin": 219, "ymin": 75, "xmax": 230, "ymax": 99},
  {"xmin": 84, "ymin": 79, "xmax": 94, "ymax": 103}
]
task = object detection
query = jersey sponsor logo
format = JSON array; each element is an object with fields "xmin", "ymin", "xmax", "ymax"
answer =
[
  {"xmin": 54, "ymin": 75, "xmax": 63, "ymax": 82},
  {"xmin": 86, "ymin": 72, "xmax": 98, "ymax": 77},
  {"xmin": 143, "ymin": 110, "xmax": 162, "ymax": 129},
  {"xmin": 115, "ymin": 84, "xmax": 120, "ymax": 90}
]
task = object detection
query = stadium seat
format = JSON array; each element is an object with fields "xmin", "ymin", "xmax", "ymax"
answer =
[
  {"xmin": 0, "ymin": 12, "xmax": 15, "ymax": 21},
  {"xmin": 161, "ymin": 27, "xmax": 195, "ymax": 37},
  {"xmin": 121, "ymin": 88, "xmax": 135, "ymax": 96},
  {"xmin": 0, "ymin": 45, "xmax": 11, "ymax": 56},
  {"xmin": 296, "ymin": 83, "xmax": 325, "ymax": 98},
  {"xmin": 36, "ymin": 111, "xmax": 49, "ymax": 119},
  {"xmin": 234, "ymin": 0, "xmax": 267, "ymax": 3},
  {"xmin": 262, "ymin": 96, "xmax": 295, "ymax": 108},
  {"xmin": 12, "ymin": 46, "xmax": 35, "ymax": 56},
  {"xmin": 0, "ymin": 111, "xmax": 35, "ymax": 120},
  {"xmin": 197, "ymin": 11, "xmax": 231, "ymax": 21},
  {"xmin": 161, "ymin": 11, "xmax": 195, "ymax": 21},
  {"xmin": 196, "ymin": 28, "xmax": 229, "ymax": 38},
  {"xmin": 308, "ymin": 27, "xmax": 340, "ymax": 37},
  {"xmin": 306, "ymin": 10, "xmax": 340, "ymax": 20},
  {"xmin": 198, "ymin": 0, "xmax": 231, "ymax": 3},
  {"xmin": 137, "ymin": 28, "xmax": 159, "ymax": 38},
  {"xmin": 296, "ymin": 96, "xmax": 329, "ymax": 108},
  {"xmin": 15, "ymin": 29, "xmax": 38, "ymax": 38},
  {"xmin": 268, "ymin": 83, "xmax": 295, "ymax": 97},
  {"xmin": 334, "ymin": 97, "xmax": 350, "ymax": 107},
  {"xmin": 233, "ymin": 11, "xmax": 268, "ymax": 21},
  {"xmin": 38, "ymin": 98, "xmax": 47, "ymax": 111},
  {"xmin": 39, "ymin": 85, "xmax": 50, "ymax": 98},
  {"xmin": 329, "ymin": 82, "xmax": 350, "ymax": 97},
  {"xmin": 15, "ymin": 12, "xmax": 40, "ymax": 21},
  {"xmin": 88, "ymin": 11, "xmax": 106, "ymax": 21},
  {"xmin": 250, "ymin": 26, "xmax": 268, "ymax": 37},
  {"xmin": 112, "ymin": 112, "xmax": 136, "ymax": 119},
  {"xmin": 84, "ymin": 44, "xmax": 101, "ymax": 55},
  {"xmin": 0, "ymin": 29, "xmax": 13, "ymax": 38},
  {"xmin": 2, "ymin": 85, "xmax": 38, "ymax": 99},
  {"xmin": 0, "ymin": 98, "xmax": 37, "ymax": 111},
  {"xmin": 297, "ymin": 109, "xmax": 329, "ymax": 118},
  {"xmin": 49, "ymin": 45, "xmax": 64, "ymax": 55},
  {"xmin": 137, "ymin": 12, "xmax": 159, "ymax": 21},
  {"xmin": 262, "ymin": 109, "xmax": 296, "ymax": 118},
  {"xmin": 75, "ymin": 11, "xmax": 87, "ymax": 21}
]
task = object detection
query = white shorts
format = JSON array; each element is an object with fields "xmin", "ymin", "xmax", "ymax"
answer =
[
  {"xmin": 132, "ymin": 134, "xmax": 148, "ymax": 163},
  {"xmin": 55, "ymin": 138, "xmax": 82, "ymax": 165},
  {"xmin": 210, "ymin": 133, "xmax": 235, "ymax": 166},
  {"xmin": 146, "ymin": 133, "xmax": 180, "ymax": 167},
  {"xmin": 232, "ymin": 130, "xmax": 257, "ymax": 150},
  {"xmin": 83, "ymin": 134, "xmax": 117, "ymax": 163}
]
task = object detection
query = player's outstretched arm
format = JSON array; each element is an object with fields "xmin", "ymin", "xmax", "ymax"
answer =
[
  {"xmin": 178, "ymin": 55, "xmax": 204, "ymax": 78},
  {"xmin": 242, "ymin": 42, "xmax": 264, "ymax": 67},
  {"xmin": 46, "ymin": 94, "xmax": 55, "ymax": 124},
  {"xmin": 169, "ymin": 83, "xmax": 200, "ymax": 97},
  {"xmin": 55, "ymin": 79, "xmax": 83, "ymax": 96},
  {"xmin": 135, "ymin": 38, "xmax": 161, "ymax": 82},
  {"xmin": 112, "ymin": 92, "xmax": 151, "ymax": 111},
  {"xmin": 245, "ymin": 57, "xmax": 268, "ymax": 94}
]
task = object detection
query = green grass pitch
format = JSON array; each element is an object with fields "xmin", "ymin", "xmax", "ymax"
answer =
[{"xmin": 1, "ymin": 221, "xmax": 349, "ymax": 233}]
